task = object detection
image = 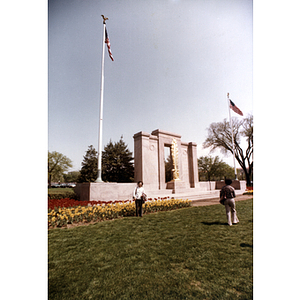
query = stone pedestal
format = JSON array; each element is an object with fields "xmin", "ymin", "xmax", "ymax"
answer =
[{"xmin": 166, "ymin": 180, "xmax": 188, "ymax": 193}]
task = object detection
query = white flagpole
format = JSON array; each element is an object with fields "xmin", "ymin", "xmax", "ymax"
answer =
[
  {"xmin": 96, "ymin": 17, "xmax": 107, "ymax": 182},
  {"xmin": 227, "ymin": 93, "xmax": 237, "ymax": 180}
]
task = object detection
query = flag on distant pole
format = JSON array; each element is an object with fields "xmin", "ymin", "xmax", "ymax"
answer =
[
  {"xmin": 227, "ymin": 93, "xmax": 238, "ymax": 179},
  {"xmin": 229, "ymin": 99, "xmax": 243, "ymax": 116},
  {"xmin": 105, "ymin": 28, "xmax": 114, "ymax": 61}
]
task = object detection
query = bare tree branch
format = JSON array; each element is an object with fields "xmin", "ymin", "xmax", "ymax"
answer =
[{"xmin": 203, "ymin": 115, "xmax": 253, "ymax": 185}]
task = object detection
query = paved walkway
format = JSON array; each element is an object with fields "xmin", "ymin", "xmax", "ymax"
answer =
[{"xmin": 191, "ymin": 194, "xmax": 253, "ymax": 207}]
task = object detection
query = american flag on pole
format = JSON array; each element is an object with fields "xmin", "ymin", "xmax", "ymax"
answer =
[
  {"xmin": 105, "ymin": 28, "xmax": 114, "ymax": 61},
  {"xmin": 229, "ymin": 99, "xmax": 243, "ymax": 116}
]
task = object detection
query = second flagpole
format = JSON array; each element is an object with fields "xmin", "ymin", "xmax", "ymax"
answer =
[
  {"xmin": 96, "ymin": 17, "xmax": 106, "ymax": 182},
  {"xmin": 227, "ymin": 93, "xmax": 237, "ymax": 180}
]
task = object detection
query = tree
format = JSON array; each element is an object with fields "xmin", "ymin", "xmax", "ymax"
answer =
[
  {"xmin": 203, "ymin": 114, "xmax": 253, "ymax": 186},
  {"xmin": 77, "ymin": 145, "xmax": 98, "ymax": 183},
  {"xmin": 217, "ymin": 162, "xmax": 236, "ymax": 181},
  {"xmin": 63, "ymin": 171, "xmax": 80, "ymax": 183},
  {"xmin": 102, "ymin": 137, "xmax": 134, "ymax": 182},
  {"xmin": 198, "ymin": 155, "xmax": 235, "ymax": 181},
  {"xmin": 48, "ymin": 151, "xmax": 73, "ymax": 185}
]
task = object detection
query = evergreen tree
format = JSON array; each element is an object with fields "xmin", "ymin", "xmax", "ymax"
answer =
[
  {"xmin": 78, "ymin": 145, "xmax": 98, "ymax": 183},
  {"xmin": 102, "ymin": 137, "xmax": 134, "ymax": 182}
]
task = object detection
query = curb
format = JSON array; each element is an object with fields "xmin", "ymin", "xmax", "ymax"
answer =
[{"xmin": 191, "ymin": 195, "xmax": 253, "ymax": 207}]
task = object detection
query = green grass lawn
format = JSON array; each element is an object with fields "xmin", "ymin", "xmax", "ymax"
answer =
[{"xmin": 48, "ymin": 199, "xmax": 253, "ymax": 300}]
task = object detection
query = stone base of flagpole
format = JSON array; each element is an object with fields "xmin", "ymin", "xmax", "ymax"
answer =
[
  {"xmin": 75, "ymin": 182, "xmax": 137, "ymax": 201},
  {"xmin": 95, "ymin": 170, "xmax": 103, "ymax": 183}
]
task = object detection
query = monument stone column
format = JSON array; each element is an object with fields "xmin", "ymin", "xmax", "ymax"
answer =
[
  {"xmin": 188, "ymin": 142, "xmax": 199, "ymax": 188},
  {"xmin": 133, "ymin": 131, "xmax": 159, "ymax": 190}
]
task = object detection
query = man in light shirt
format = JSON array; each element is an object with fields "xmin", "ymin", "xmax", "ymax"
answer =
[{"xmin": 133, "ymin": 181, "xmax": 146, "ymax": 217}]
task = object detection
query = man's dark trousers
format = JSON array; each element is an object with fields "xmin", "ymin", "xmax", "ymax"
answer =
[{"xmin": 135, "ymin": 199, "xmax": 143, "ymax": 217}]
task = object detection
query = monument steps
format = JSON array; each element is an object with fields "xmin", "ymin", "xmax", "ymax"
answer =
[
  {"xmin": 146, "ymin": 189, "xmax": 245, "ymax": 202},
  {"xmin": 189, "ymin": 190, "xmax": 245, "ymax": 201}
]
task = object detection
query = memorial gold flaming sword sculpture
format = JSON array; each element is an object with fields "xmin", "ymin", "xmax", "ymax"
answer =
[{"xmin": 171, "ymin": 138, "xmax": 180, "ymax": 181}]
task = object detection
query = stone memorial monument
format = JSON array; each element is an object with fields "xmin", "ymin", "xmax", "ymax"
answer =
[{"xmin": 75, "ymin": 128, "xmax": 246, "ymax": 201}]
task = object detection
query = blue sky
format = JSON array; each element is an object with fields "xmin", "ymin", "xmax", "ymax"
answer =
[{"xmin": 48, "ymin": 0, "xmax": 253, "ymax": 171}]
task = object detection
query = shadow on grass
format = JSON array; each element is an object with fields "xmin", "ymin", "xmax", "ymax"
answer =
[{"xmin": 201, "ymin": 221, "xmax": 228, "ymax": 226}]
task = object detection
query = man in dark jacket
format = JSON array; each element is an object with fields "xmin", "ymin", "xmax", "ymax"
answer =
[{"xmin": 220, "ymin": 179, "xmax": 239, "ymax": 226}]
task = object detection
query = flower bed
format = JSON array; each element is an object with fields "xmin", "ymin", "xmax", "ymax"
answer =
[
  {"xmin": 243, "ymin": 187, "xmax": 253, "ymax": 195},
  {"xmin": 48, "ymin": 198, "xmax": 128, "ymax": 210},
  {"xmin": 48, "ymin": 198, "xmax": 191, "ymax": 229}
]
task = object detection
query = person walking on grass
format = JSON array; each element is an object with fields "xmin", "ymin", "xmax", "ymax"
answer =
[
  {"xmin": 220, "ymin": 179, "xmax": 239, "ymax": 226},
  {"xmin": 133, "ymin": 181, "xmax": 147, "ymax": 217}
]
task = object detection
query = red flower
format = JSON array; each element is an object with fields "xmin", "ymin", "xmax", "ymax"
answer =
[{"xmin": 48, "ymin": 198, "xmax": 133, "ymax": 210}]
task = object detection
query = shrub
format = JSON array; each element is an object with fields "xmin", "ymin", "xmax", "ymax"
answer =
[{"xmin": 48, "ymin": 191, "xmax": 78, "ymax": 200}]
